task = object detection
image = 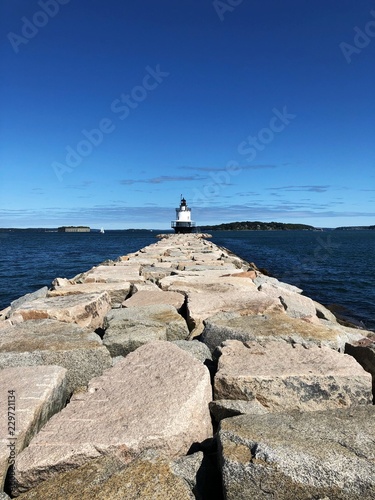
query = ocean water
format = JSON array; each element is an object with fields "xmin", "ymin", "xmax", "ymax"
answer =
[{"xmin": 0, "ymin": 229, "xmax": 374, "ymax": 331}]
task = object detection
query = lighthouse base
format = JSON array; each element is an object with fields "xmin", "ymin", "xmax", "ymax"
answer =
[
  {"xmin": 173, "ymin": 226, "xmax": 195, "ymax": 234},
  {"xmin": 171, "ymin": 221, "xmax": 196, "ymax": 233}
]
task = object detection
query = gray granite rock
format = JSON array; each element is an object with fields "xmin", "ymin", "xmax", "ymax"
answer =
[
  {"xmin": 0, "ymin": 320, "xmax": 112, "ymax": 393},
  {"xmin": 314, "ymin": 299, "xmax": 338, "ymax": 322},
  {"xmin": 103, "ymin": 304, "xmax": 189, "ymax": 356},
  {"xmin": 171, "ymin": 340, "xmax": 213, "ymax": 363},
  {"xmin": 9, "ymin": 287, "xmax": 49, "ymax": 312},
  {"xmin": 209, "ymin": 399, "xmax": 268, "ymax": 423},
  {"xmin": 202, "ymin": 311, "xmax": 366, "ymax": 353},
  {"xmin": 48, "ymin": 281, "xmax": 131, "ymax": 307},
  {"xmin": 140, "ymin": 266, "xmax": 175, "ymax": 281},
  {"xmin": 219, "ymin": 407, "xmax": 375, "ymax": 499},
  {"xmin": 345, "ymin": 335, "xmax": 375, "ymax": 399},
  {"xmin": 16, "ymin": 452, "xmax": 196, "ymax": 500},
  {"xmin": 253, "ymin": 275, "xmax": 303, "ymax": 293},
  {"xmin": 170, "ymin": 451, "xmax": 204, "ymax": 492}
]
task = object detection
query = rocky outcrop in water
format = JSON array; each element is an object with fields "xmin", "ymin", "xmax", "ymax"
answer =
[{"xmin": 0, "ymin": 233, "xmax": 374, "ymax": 499}]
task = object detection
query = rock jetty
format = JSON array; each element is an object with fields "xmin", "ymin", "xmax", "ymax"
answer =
[{"xmin": 0, "ymin": 233, "xmax": 374, "ymax": 499}]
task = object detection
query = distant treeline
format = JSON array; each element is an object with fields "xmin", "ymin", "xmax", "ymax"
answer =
[
  {"xmin": 335, "ymin": 225, "xmax": 375, "ymax": 230},
  {"xmin": 200, "ymin": 221, "xmax": 316, "ymax": 231}
]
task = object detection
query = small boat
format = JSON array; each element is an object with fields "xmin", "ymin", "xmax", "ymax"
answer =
[{"xmin": 100, "ymin": 228, "xmax": 105, "ymax": 234}]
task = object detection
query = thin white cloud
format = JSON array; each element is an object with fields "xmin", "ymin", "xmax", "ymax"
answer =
[
  {"xmin": 119, "ymin": 175, "xmax": 205, "ymax": 185},
  {"xmin": 1, "ymin": 203, "xmax": 375, "ymax": 228},
  {"xmin": 182, "ymin": 164, "xmax": 277, "ymax": 172},
  {"xmin": 267, "ymin": 185, "xmax": 330, "ymax": 193}
]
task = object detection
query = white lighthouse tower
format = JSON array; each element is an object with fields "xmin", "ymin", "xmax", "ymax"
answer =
[{"xmin": 171, "ymin": 196, "xmax": 196, "ymax": 233}]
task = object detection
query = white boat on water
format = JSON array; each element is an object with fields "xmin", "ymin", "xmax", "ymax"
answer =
[{"xmin": 100, "ymin": 228, "xmax": 105, "ymax": 234}]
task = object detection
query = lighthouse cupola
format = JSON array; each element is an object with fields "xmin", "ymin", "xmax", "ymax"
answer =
[{"xmin": 171, "ymin": 196, "xmax": 196, "ymax": 233}]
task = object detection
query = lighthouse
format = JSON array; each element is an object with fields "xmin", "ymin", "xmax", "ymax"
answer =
[{"xmin": 171, "ymin": 196, "xmax": 196, "ymax": 233}]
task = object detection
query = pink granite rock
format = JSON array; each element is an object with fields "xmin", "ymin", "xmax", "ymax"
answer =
[
  {"xmin": 122, "ymin": 290, "xmax": 185, "ymax": 310},
  {"xmin": 258, "ymin": 282, "xmax": 317, "ymax": 319},
  {"xmin": 214, "ymin": 340, "xmax": 372, "ymax": 412},
  {"xmin": 0, "ymin": 366, "xmax": 67, "ymax": 489},
  {"xmin": 202, "ymin": 311, "xmax": 365, "ymax": 352},
  {"xmin": 0, "ymin": 319, "xmax": 112, "ymax": 393},
  {"xmin": 48, "ymin": 282, "xmax": 131, "ymax": 306},
  {"xmin": 0, "ymin": 318, "xmax": 13, "ymax": 330},
  {"xmin": 13, "ymin": 341, "xmax": 212, "ymax": 495},
  {"xmin": 159, "ymin": 274, "xmax": 283, "ymax": 333},
  {"xmin": 78, "ymin": 264, "xmax": 142, "ymax": 284},
  {"xmin": 10, "ymin": 292, "xmax": 111, "ymax": 330},
  {"xmin": 186, "ymin": 286, "xmax": 283, "ymax": 334},
  {"xmin": 0, "ymin": 306, "xmax": 11, "ymax": 320}
]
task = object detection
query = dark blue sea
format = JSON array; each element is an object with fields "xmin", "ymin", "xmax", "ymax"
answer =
[{"xmin": 0, "ymin": 229, "xmax": 374, "ymax": 331}]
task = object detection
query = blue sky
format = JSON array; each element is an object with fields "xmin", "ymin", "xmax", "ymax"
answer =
[{"xmin": 0, "ymin": 0, "xmax": 374, "ymax": 229}]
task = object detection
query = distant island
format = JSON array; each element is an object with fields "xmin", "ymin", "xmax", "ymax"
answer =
[
  {"xmin": 200, "ymin": 221, "xmax": 316, "ymax": 231},
  {"xmin": 335, "ymin": 225, "xmax": 375, "ymax": 231},
  {"xmin": 58, "ymin": 226, "xmax": 90, "ymax": 233}
]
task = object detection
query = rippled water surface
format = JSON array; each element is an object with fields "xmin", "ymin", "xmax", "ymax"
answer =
[{"xmin": 0, "ymin": 229, "xmax": 374, "ymax": 330}]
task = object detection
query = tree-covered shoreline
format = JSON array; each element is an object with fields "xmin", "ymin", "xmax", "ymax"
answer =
[{"xmin": 200, "ymin": 221, "xmax": 316, "ymax": 231}]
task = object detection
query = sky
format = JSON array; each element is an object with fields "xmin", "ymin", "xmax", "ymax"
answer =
[{"xmin": 0, "ymin": 0, "xmax": 374, "ymax": 229}]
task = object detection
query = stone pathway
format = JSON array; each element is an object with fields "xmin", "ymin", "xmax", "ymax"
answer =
[{"xmin": 0, "ymin": 233, "xmax": 373, "ymax": 498}]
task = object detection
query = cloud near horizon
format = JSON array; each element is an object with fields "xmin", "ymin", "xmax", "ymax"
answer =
[
  {"xmin": 119, "ymin": 174, "xmax": 205, "ymax": 185},
  {"xmin": 1, "ymin": 201, "xmax": 375, "ymax": 229},
  {"xmin": 182, "ymin": 164, "xmax": 278, "ymax": 172},
  {"xmin": 267, "ymin": 185, "xmax": 330, "ymax": 193},
  {"xmin": 119, "ymin": 165, "xmax": 278, "ymax": 186}
]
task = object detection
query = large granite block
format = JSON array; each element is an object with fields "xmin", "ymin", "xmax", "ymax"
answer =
[
  {"xmin": 47, "ymin": 282, "xmax": 131, "ymax": 306},
  {"xmin": 160, "ymin": 275, "xmax": 283, "ymax": 334},
  {"xmin": 202, "ymin": 311, "xmax": 366, "ymax": 352},
  {"xmin": 103, "ymin": 304, "xmax": 189, "ymax": 356},
  {"xmin": 0, "ymin": 366, "xmax": 67, "ymax": 490},
  {"xmin": 258, "ymin": 282, "xmax": 317, "ymax": 319},
  {"xmin": 214, "ymin": 340, "xmax": 372, "ymax": 412},
  {"xmin": 9, "ymin": 292, "xmax": 111, "ymax": 330},
  {"xmin": 122, "ymin": 290, "xmax": 185, "ymax": 311},
  {"xmin": 13, "ymin": 341, "xmax": 212, "ymax": 495},
  {"xmin": 16, "ymin": 452, "xmax": 201, "ymax": 499},
  {"xmin": 0, "ymin": 320, "xmax": 112, "ymax": 393},
  {"xmin": 346, "ymin": 335, "xmax": 375, "ymax": 399},
  {"xmin": 219, "ymin": 407, "xmax": 375, "ymax": 499},
  {"xmin": 79, "ymin": 264, "xmax": 142, "ymax": 283}
]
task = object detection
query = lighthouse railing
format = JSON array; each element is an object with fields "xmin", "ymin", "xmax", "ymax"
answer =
[{"xmin": 171, "ymin": 221, "xmax": 196, "ymax": 228}]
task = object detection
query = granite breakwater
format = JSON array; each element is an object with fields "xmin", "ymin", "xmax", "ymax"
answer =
[{"xmin": 0, "ymin": 234, "xmax": 374, "ymax": 499}]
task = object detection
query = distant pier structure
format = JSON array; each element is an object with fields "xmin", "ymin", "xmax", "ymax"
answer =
[
  {"xmin": 171, "ymin": 197, "xmax": 196, "ymax": 233},
  {"xmin": 58, "ymin": 226, "xmax": 90, "ymax": 233}
]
